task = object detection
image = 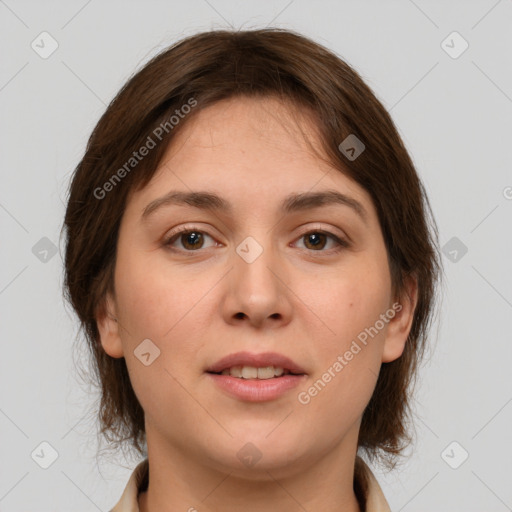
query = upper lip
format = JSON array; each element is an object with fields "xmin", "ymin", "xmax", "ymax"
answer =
[{"xmin": 206, "ymin": 351, "xmax": 307, "ymax": 375}]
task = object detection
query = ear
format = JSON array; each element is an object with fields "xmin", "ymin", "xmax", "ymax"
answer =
[
  {"xmin": 96, "ymin": 292, "xmax": 124, "ymax": 358},
  {"xmin": 382, "ymin": 274, "xmax": 418, "ymax": 363}
]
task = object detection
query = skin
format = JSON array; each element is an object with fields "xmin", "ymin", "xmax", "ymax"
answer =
[{"xmin": 97, "ymin": 96, "xmax": 417, "ymax": 512}]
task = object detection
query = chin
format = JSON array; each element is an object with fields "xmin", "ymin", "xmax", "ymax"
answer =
[{"xmin": 210, "ymin": 429, "xmax": 309, "ymax": 474}]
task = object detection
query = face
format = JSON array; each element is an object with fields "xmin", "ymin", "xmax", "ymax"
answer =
[{"xmin": 98, "ymin": 96, "xmax": 416, "ymax": 478}]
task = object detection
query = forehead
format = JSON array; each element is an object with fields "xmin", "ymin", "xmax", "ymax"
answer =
[
  {"xmin": 162, "ymin": 95, "xmax": 325, "ymax": 168},
  {"xmin": 128, "ymin": 95, "xmax": 375, "ymax": 220}
]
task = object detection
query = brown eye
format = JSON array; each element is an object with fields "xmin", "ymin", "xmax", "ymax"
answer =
[
  {"xmin": 302, "ymin": 232, "xmax": 328, "ymax": 250},
  {"xmin": 295, "ymin": 230, "xmax": 349, "ymax": 253},
  {"xmin": 164, "ymin": 227, "xmax": 217, "ymax": 251},
  {"xmin": 180, "ymin": 231, "xmax": 204, "ymax": 250}
]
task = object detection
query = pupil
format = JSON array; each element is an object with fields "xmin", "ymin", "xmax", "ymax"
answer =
[
  {"xmin": 184, "ymin": 232, "xmax": 202, "ymax": 248},
  {"xmin": 306, "ymin": 233, "xmax": 325, "ymax": 249}
]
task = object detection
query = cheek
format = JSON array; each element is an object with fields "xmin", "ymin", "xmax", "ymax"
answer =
[
  {"xmin": 311, "ymin": 256, "xmax": 391, "ymax": 347},
  {"xmin": 298, "ymin": 283, "xmax": 387, "ymax": 432},
  {"xmin": 112, "ymin": 249, "xmax": 216, "ymax": 418},
  {"xmin": 302, "ymin": 257, "xmax": 391, "ymax": 403},
  {"xmin": 114, "ymin": 246, "xmax": 205, "ymax": 339}
]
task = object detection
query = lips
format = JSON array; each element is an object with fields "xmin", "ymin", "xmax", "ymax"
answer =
[{"xmin": 206, "ymin": 351, "xmax": 307, "ymax": 375}]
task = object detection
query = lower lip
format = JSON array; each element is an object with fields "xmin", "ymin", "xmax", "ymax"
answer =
[{"xmin": 206, "ymin": 373, "xmax": 306, "ymax": 402}]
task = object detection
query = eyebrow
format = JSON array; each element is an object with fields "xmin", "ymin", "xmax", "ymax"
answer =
[{"xmin": 141, "ymin": 189, "xmax": 368, "ymax": 224}]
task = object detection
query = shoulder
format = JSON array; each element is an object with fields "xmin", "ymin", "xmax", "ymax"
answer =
[
  {"xmin": 355, "ymin": 456, "xmax": 391, "ymax": 512},
  {"xmin": 110, "ymin": 459, "xmax": 149, "ymax": 512}
]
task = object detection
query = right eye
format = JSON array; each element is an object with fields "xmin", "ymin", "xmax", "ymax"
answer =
[{"xmin": 163, "ymin": 226, "xmax": 219, "ymax": 252}]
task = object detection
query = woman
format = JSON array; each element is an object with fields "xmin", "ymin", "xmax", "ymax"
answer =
[{"xmin": 62, "ymin": 28, "xmax": 441, "ymax": 512}]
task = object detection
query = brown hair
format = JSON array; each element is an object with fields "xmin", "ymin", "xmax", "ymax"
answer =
[{"xmin": 62, "ymin": 27, "xmax": 442, "ymax": 470}]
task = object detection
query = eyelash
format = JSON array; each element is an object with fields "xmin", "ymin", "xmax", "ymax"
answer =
[{"xmin": 162, "ymin": 225, "xmax": 350, "ymax": 254}]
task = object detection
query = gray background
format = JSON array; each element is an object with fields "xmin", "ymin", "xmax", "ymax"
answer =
[{"xmin": 1, "ymin": 0, "xmax": 511, "ymax": 510}]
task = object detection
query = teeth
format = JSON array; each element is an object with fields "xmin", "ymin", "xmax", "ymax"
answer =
[
  {"xmin": 242, "ymin": 366, "xmax": 258, "ymax": 379},
  {"xmin": 257, "ymin": 366, "xmax": 277, "ymax": 379},
  {"xmin": 229, "ymin": 366, "xmax": 242, "ymax": 378},
  {"xmin": 219, "ymin": 365, "xmax": 287, "ymax": 379}
]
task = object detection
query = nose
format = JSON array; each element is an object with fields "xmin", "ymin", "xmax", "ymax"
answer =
[{"xmin": 221, "ymin": 236, "xmax": 293, "ymax": 329}]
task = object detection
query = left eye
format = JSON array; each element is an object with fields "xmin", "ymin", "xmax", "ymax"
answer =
[{"xmin": 293, "ymin": 231, "xmax": 348, "ymax": 252}]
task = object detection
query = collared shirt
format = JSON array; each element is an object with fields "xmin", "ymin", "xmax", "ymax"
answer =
[{"xmin": 110, "ymin": 456, "xmax": 390, "ymax": 512}]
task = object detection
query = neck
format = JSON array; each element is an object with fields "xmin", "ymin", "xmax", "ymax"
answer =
[{"xmin": 138, "ymin": 424, "xmax": 362, "ymax": 512}]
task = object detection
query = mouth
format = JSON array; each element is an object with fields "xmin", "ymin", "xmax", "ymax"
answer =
[
  {"xmin": 207, "ymin": 365, "xmax": 303, "ymax": 379},
  {"xmin": 205, "ymin": 351, "xmax": 307, "ymax": 378},
  {"xmin": 205, "ymin": 352, "xmax": 307, "ymax": 402}
]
